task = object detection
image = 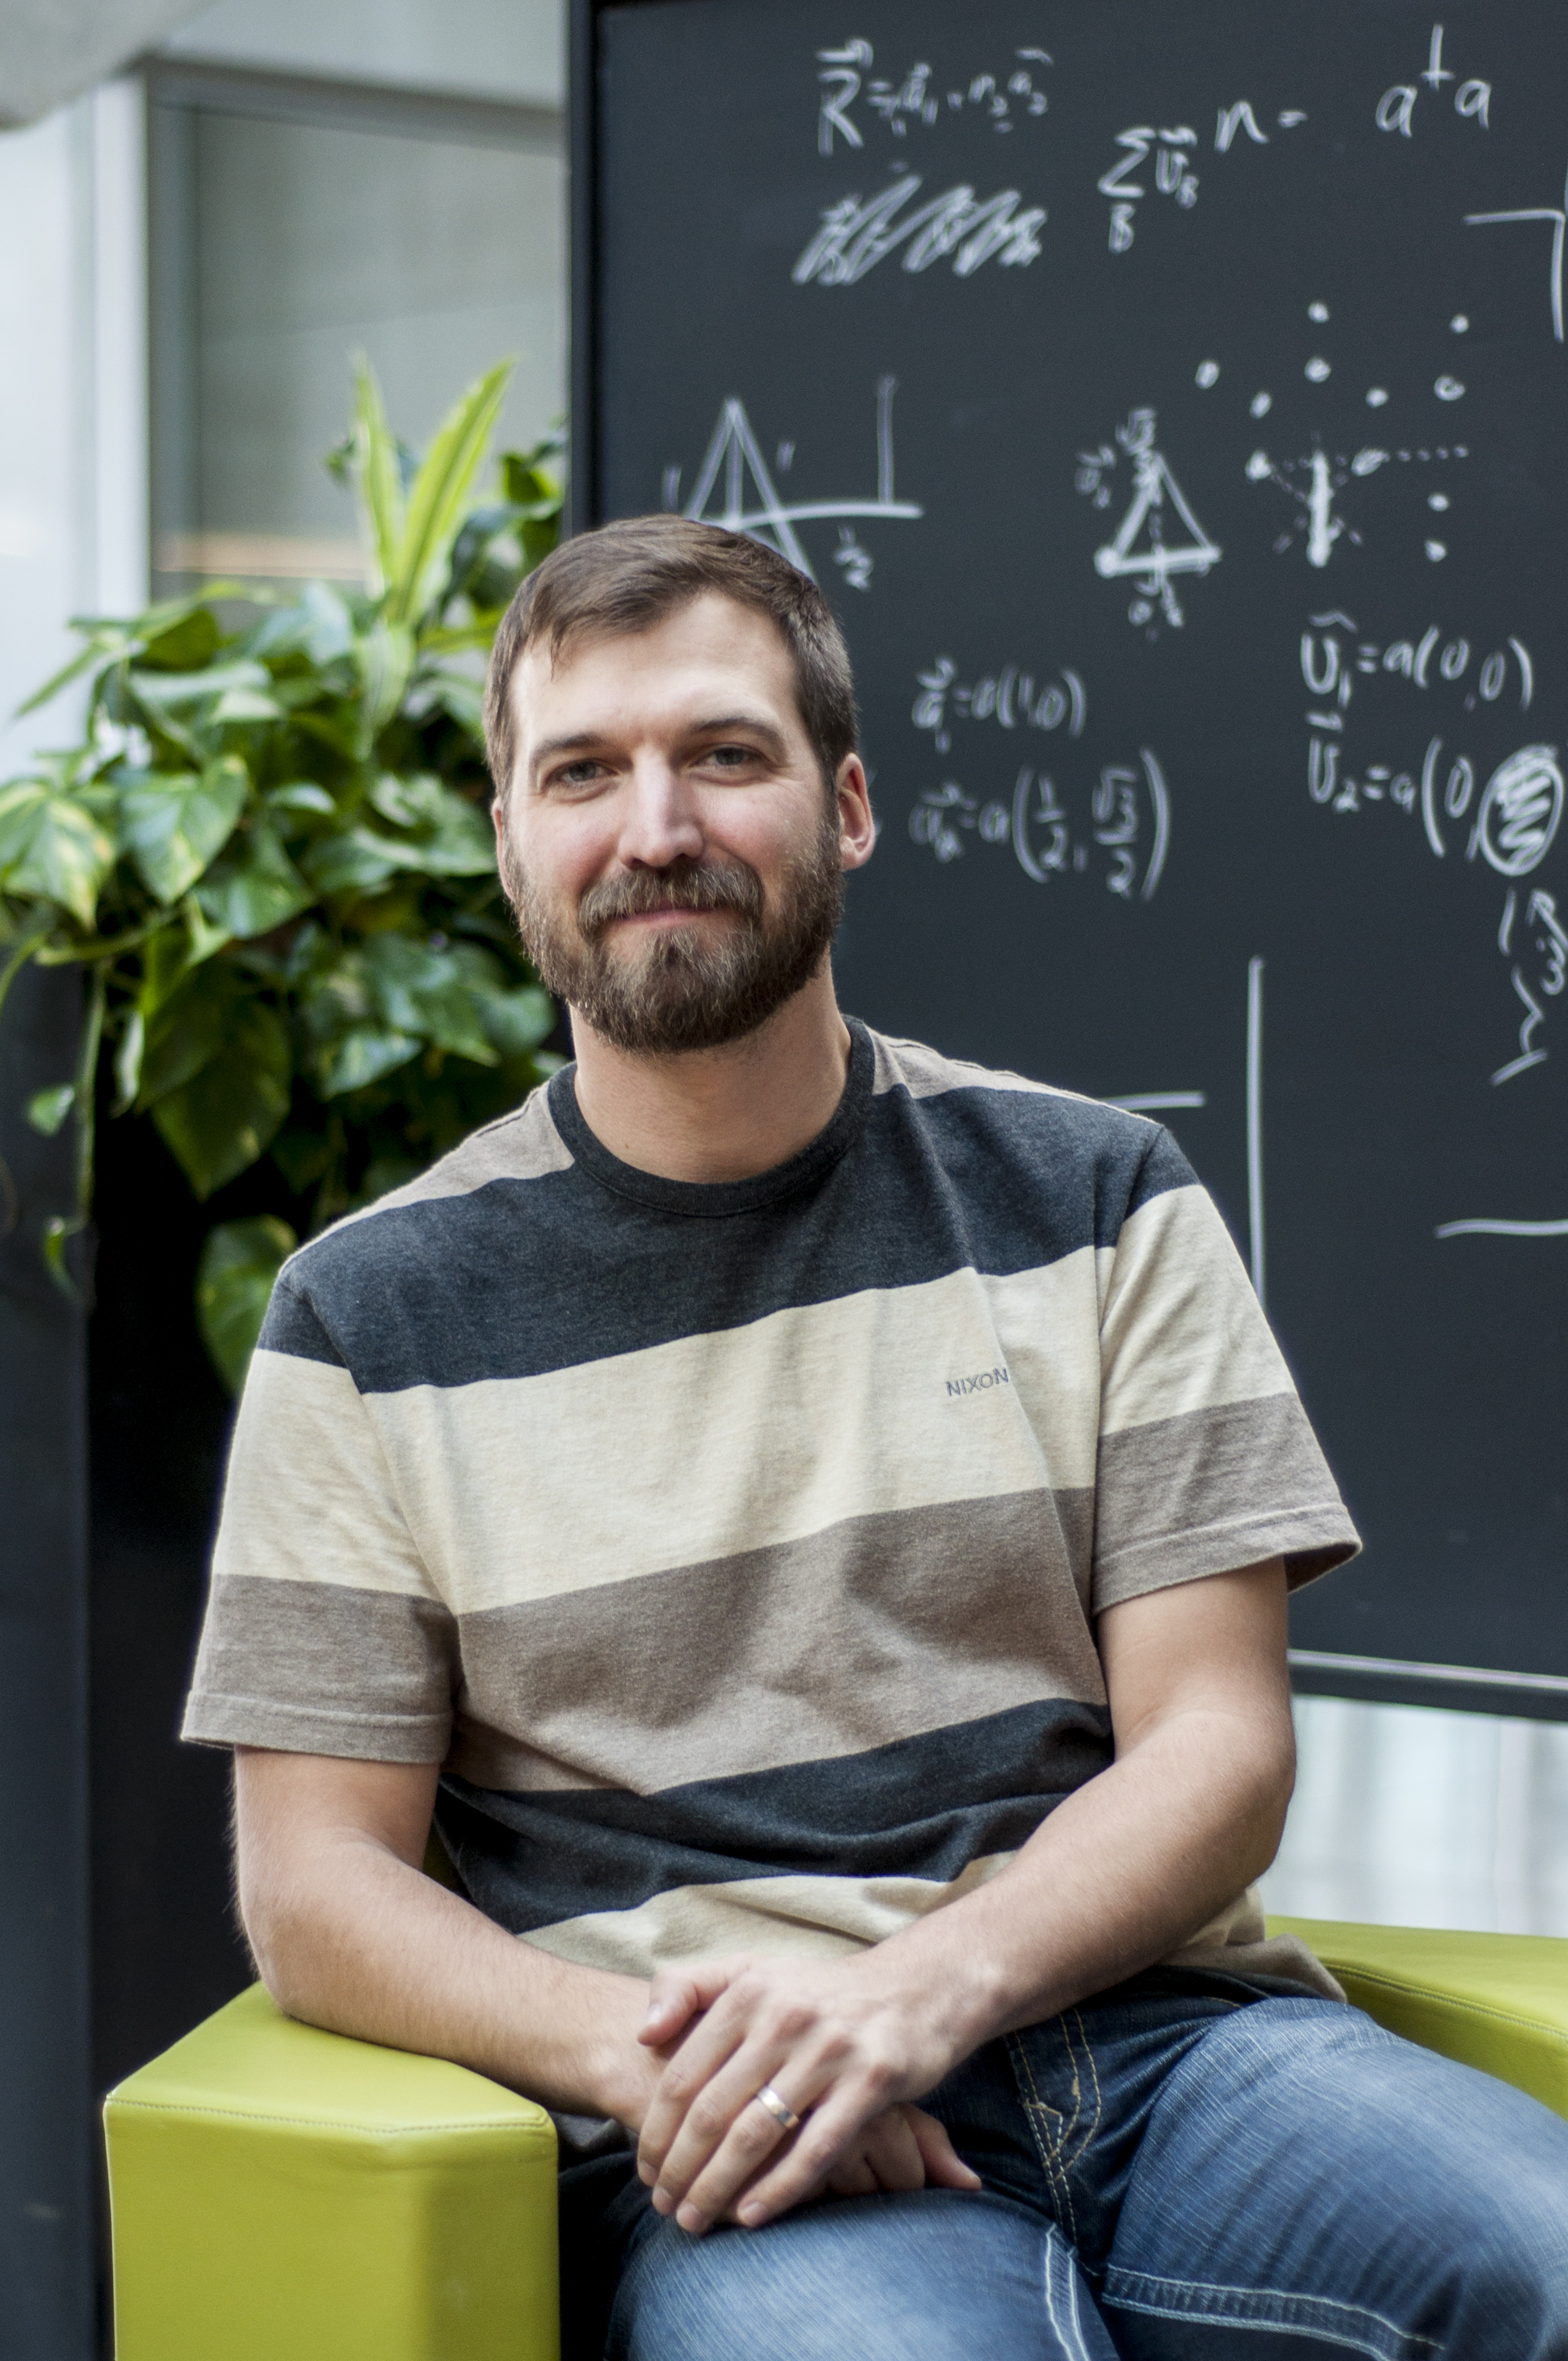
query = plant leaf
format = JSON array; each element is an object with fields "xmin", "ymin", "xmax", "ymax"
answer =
[
  {"xmin": 26, "ymin": 1082, "xmax": 75, "ymax": 1134},
  {"xmin": 112, "ymin": 1007, "xmax": 144, "ymax": 1114},
  {"xmin": 386, "ymin": 359, "xmax": 514, "ymax": 627},
  {"xmin": 151, "ymin": 995, "xmax": 291, "ymax": 1197},
  {"xmin": 118, "ymin": 755, "xmax": 248, "ymax": 904},
  {"xmin": 480, "ymin": 982, "xmax": 555, "ymax": 1058},
  {"xmin": 355, "ymin": 619, "xmax": 415, "ymax": 739},
  {"xmin": 314, "ymin": 1023, "xmax": 422, "ymax": 1097},
  {"xmin": 352, "ymin": 359, "xmax": 405, "ymax": 597},
  {"xmin": 196, "ymin": 1214, "xmax": 298, "ymax": 1393},
  {"xmin": 127, "ymin": 658, "xmax": 274, "ymax": 710},
  {"xmin": 0, "ymin": 778, "xmax": 116, "ymax": 927},
  {"xmin": 194, "ymin": 820, "xmax": 313, "ymax": 939}
]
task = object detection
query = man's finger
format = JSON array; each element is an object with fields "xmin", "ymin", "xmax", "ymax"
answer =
[
  {"xmin": 850, "ymin": 2107, "xmax": 925, "ymax": 2195},
  {"xmin": 654, "ymin": 2038, "xmax": 834, "ymax": 2222},
  {"xmin": 635, "ymin": 1995, "xmax": 760, "ymax": 2183},
  {"xmin": 638, "ymin": 1958, "xmax": 744, "ymax": 2048},
  {"xmin": 730, "ymin": 2087, "xmax": 883, "ymax": 2229},
  {"xmin": 905, "ymin": 2104, "xmax": 983, "ymax": 2191}
]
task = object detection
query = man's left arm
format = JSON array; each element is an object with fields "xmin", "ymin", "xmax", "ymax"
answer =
[{"xmin": 635, "ymin": 1555, "xmax": 1295, "ymax": 2234}]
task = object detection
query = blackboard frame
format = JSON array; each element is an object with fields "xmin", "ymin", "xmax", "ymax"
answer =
[{"xmin": 569, "ymin": 0, "xmax": 1568, "ymax": 1723}]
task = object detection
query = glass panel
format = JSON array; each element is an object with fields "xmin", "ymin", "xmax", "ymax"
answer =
[{"xmin": 151, "ymin": 90, "xmax": 564, "ymax": 586}]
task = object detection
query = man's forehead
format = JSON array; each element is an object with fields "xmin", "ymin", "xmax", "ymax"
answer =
[{"xmin": 509, "ymin": 593, "xmax": 798, "ymax": 738}]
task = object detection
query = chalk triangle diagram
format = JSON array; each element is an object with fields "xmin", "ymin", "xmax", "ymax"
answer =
[
  {"xmin": 684, "ymin": 398, "xmax": 815, "ymax": 578},
  {"xmin": 1093, "ymin": 445, "xmax": 1220, "ymax": 626}
]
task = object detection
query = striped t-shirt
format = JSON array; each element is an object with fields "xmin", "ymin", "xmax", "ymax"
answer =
[{"xmin": 184, "ymin": 1022, "xmax": 1359, "ymax": 1998}]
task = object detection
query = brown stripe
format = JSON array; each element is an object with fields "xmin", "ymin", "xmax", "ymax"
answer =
[
  {"xmin": 1094, "ymin": 1393, "xmax": 1360, "ymax": 1607},
  {"xmin": 182, "ymin": 1577, "xmax": 457, "ymax": 1761},
  {"xmin": 447, "ymin": 1488, "xmax": 1098, "ymax": 1793}
]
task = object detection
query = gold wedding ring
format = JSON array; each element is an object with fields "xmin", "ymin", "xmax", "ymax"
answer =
[{"xmin": 753, "ymin": 2082, "xmax": 802, "ymax": 2132}]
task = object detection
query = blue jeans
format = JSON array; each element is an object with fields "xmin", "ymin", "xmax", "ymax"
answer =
[{"xmin": 574, "ymin": 1972, "xmax": 1568, "ymax": 2360}]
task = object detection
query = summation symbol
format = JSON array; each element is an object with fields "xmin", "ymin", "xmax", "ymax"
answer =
[
  {"xmin": 1083, "ymin": 409, "xmax": 1220, "ymax": 627},
  {"xmin": 672, "ymin": 377, "xmax": 921, "ymax": 585}
]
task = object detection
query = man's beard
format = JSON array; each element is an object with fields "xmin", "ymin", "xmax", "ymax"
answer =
[{"xmin": 500, "ymin": 804, "xmax": 845, "ymax": 1055}]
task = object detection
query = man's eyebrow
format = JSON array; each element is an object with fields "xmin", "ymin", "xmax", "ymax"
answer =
[
  {"xmin": 686, "ymin": 711, "xmax": 787, "ymax": 745},
  {"xmin": 528, "ymin": 713, "xmax": 788, "ymax": 780},
  {"xmin": 528, "ymin": 731, "xmax": 604, "ymax": 780}
]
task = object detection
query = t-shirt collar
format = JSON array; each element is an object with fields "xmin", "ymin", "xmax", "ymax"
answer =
[{"xmin": 547, "ymin": 1017, "xmax": 873, "ymax": 1216}]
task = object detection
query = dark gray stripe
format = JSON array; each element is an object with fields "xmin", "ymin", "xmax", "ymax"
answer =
[
  {"xmin": 256, "ymin": 1027, "xmax": 1194, "ymax": 1391},
  {"xmin": 436, "ymin": 1698, "xmax": 1114, "ymax": 1937}
]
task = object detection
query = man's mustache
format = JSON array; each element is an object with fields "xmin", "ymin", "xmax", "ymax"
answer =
[{"xmin": 577, "ymin": 860, "xmax": 764, "ymax": 936}]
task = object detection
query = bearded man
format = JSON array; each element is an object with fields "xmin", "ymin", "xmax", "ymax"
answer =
[{"xmin": 184, "ymin": 517, "xmax": 1568, "ymax": 2361}]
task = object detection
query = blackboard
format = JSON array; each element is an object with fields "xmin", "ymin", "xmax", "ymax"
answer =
[{"xmin": 574, "ymin": 0, "xmax": 1568, "ymax": 1717}]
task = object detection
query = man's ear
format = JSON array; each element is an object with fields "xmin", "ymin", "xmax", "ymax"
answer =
[{"xmin": 836, "ymin": 754, "xmax": 876, "ymax": 872}]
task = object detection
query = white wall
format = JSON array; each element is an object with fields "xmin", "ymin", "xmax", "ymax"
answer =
[
  {"xmin": 161, "ymin": 0, "xmax": 565, "ymax": 108},
  {"xmin": 1262, "ymin": 1693, "xmax": 1568, "ymax": 1935},
  {"xmin": 0, "ymin": 79, "xmax": 146, "ymax": 780}
]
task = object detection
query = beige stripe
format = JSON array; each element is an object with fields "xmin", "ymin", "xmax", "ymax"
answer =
[
  {"xmin": 291, "ymin": 1086, "xmax": 572, "ymax": 1254},
  {"xmin": 522, "ymin": 1853, "xmax": 1017, "ymax": 1977},
  {"xmin": 371, "ymin": 1256, "xmax": 1105, "ymax": 1612},
  {"xmin": 870, "ymin": 1031, "xmax": 1098, "ymax": 1106},
  {"xmin": 1099, "ymin": 1184, "xmax": 1294, "ymax": 1435},
  {"xmin": 521, "ymin": 1863, "xmax": 1340, "ymax": 2000},
  {"xmin": 213, "ymin": 1351, "xmax": 443, "ymax": 1600},
  {"xmin": 447, "ymin": 1489, "xmax": 1100, "ymax": 1792}
]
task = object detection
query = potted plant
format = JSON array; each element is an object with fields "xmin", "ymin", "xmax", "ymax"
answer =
[{"xmin": 0, "ymin": 359, "xmax": 561, "ymax": 1390}]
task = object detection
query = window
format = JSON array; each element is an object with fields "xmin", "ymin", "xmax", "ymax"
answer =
[{"xmin": 147, "ymin": 64, "xmax": 565, "ymax": 589}]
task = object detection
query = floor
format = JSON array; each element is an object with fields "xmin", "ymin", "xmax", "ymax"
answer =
[{"xmin": 1260, "ymin": 1696, "xmax": 1568, "ymax": 1937}]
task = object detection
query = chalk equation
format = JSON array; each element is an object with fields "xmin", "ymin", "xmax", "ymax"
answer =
[
  {"xmin": 1375, "ymin": 22, "xmax": 1492, "ymax": 138},
  {"xmin": 909, "ymin": 749, "xmax": 1170, "ymax": 903},
  {"xmin": 668, "ymin": 379, "xmax": 920, "ymax": 586},
  {"xmin": 1296, "ymin": 610, "xmax": 1562, "ymax": 1082},
  {"xmin": 912, "ymin": 654, "xmax": 1086, "ymax": 755},
  {"xmin": 815, "ymin": 40, "xmax": 1051, "ymax": 153},
  {"xmin": 1078, "ymin": 409, "xmax": 1220, "ymax": 630},
  {"xmin": 1099, "ymin": 100, "xmax": 1308, "ymax": 252},
  {"xmin": 792, "ymin": 172, "xmax": 1045, "ymax": 283}
]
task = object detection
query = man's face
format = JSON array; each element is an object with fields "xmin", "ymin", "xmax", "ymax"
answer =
[{"xmin": 493, "ymin": 592, "xmax": 869, "ymax": 1055}]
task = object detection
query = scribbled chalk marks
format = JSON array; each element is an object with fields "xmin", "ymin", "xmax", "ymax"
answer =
[{"xmin": 792, "ymin": 173, "xmax": 1045, "ymax": 283}]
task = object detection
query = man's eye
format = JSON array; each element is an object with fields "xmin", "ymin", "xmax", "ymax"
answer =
[
  {"xmin": 705, "ymin": 744, "xmax": 756, "ymax": 769},
  {"xmin": 555, "ymin": 760, "xmax": 606, "ymax": 787}
]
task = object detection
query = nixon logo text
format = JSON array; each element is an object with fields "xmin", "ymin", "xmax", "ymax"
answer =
[{"xmin": 948, "ymin": 1366, "xmax": 1010, "ymax": 1397}]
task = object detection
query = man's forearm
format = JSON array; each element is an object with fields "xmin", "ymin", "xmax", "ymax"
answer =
[
  {"xmin": 868, "ymin": 1692, "xmax": 1293, "ymax": 2059},
  {"xmin": 234, "ymin": 1754, "xmax": 658, "ymax": 2124}
]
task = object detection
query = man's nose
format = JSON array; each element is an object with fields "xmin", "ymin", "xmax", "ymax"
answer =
[{"xmin": 615, "ymin": 755, "xmax": 705, "ymax": 871}]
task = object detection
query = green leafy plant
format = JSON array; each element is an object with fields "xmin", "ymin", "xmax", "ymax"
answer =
[{"xmin": 0, "ymin": 359, "xmax": 564, "ymax": 1390}]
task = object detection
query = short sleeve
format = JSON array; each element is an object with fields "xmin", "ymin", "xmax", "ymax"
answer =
[
  {"xmin": 181, "ymin": 1276, "xmax": 459, "ymax": 1762},
  {"xmin": 1091, "ymin": 1133, "xmax": 1360, "ymax": 1614}
]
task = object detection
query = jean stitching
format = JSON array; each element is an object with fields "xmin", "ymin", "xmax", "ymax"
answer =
[
  {"xmin": 1008, "ymin": 2029, "xmax": 1080, "ymax": 2249},
  {"xmin": 1063, "ymin": 2008, "xmax": 1103, "ymax": 2171},
  {"xmin": 1101, "ymin": 2268, "xmax": 1442, "ymax": 2357},
  {"xmin": 1043, "ymin": 2224, "xmax": 1099, "ymax": 2361}
]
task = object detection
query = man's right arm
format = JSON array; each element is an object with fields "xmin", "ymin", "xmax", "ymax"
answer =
[{"xmin": 233, "ymin": 1746, "xmax": 662, "ymax": 2125}]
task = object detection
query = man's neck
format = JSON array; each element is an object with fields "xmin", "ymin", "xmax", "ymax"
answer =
[{"xmin": 567, "ymin": 970, "xmax": 854, "ymax": 1183}]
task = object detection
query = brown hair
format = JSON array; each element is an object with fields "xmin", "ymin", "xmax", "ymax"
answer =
[{"xmin": 482, "ymin": 516, "xmax": 858, "ymax": 798}]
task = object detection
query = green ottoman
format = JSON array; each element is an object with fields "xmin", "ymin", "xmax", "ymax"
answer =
[{"xmin": 105, "ymin": 1922, "xmax": 1568, "ymax": 2360}]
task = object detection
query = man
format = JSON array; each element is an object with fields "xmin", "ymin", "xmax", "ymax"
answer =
[{"xmin": 185, "ymin": 517, "xmax": 1568, "ymax": 2360}]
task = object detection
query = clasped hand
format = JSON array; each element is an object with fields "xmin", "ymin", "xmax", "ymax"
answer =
[{"xmin": 633, "ymin": 1951, "xmax": 981, "ymax": 2235}]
